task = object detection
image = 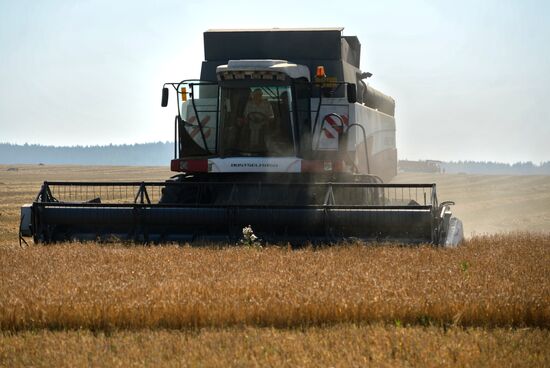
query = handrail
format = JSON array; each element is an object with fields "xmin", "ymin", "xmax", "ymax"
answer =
[
  {"xmin": 345, "ymin": 123, "xmax": 370, "ymax": 174},
  {"xmin": 33, "ymin": 202, "xmax": 435, "ymax": 210},
  {"xmin": 41, "ymin": 181, "xmax": 437, "ymax": 188}
]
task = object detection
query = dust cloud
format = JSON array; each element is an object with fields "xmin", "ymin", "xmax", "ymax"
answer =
[{"xmin": 392, "ymin": 173, "xmax": 550, "ymax": 237}]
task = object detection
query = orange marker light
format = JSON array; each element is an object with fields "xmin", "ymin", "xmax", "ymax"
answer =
[
  {"xmin": 316, "ymin": 66, "xmax": 326, "ymax": 78},
  {"xmin": 181, "ymin": 87, "xmax": 187, "ymax": 102}
]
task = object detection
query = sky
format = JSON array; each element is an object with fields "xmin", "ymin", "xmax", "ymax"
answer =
[{"xmin": 0, "ymin": 0, "xmax": 549, "ymax": 163}]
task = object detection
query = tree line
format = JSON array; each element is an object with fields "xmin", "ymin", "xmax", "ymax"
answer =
[
  {"xmin": 1, "ymin": 143, "xmax": 548, "ymax": 175},
  {"xmin": 399, "ymin": 159, "xmax": 550, "ymax": 175},
  {"xmin": 0, "ymin": 142, "xmax": 173, "ymax": 166}
]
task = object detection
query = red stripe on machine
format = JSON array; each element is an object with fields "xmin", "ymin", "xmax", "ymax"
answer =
[
  {"xmin": 188, "ymin": 115, "xmax": 212, "ymax": 139},
  {"xmin": 301, "ymin": 160, "xmax": 344, "ymax": 172},
  {"xmin": 170, "ymin": 159, "xmax": 209, "ymax": 172},
  {"xmin": 323, "ymin": 114, "xmax": 349, "ymax": 139}
]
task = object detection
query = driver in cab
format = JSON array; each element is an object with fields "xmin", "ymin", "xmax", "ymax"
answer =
[
  {"xmin": 240, "ymin": 88, "xmax": 274, "ymax": 150},
  {"xmin": 244, "ymin": 88, "xmax": 274, "ymax": 120}
]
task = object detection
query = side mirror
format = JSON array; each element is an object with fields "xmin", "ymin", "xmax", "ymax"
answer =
[
  {"xmin": 360, "ymin": 72, "xmax": 373, "ymax": 79},
  {"xmin": 161, "ymin": 87, "xmax": 169, "ymax": 107},
  {"xmin": 347, "ymin": 83, "xmax": 357, "ymax": 104}
]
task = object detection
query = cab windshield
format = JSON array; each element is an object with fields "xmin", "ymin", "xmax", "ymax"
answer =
[{"xmin": 219, "ymin": 85, "xmax": 295, "ymax": 157}]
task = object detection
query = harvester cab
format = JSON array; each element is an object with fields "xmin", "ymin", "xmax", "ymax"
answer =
[
  {"xmin": 20, "ymin": 28, "xmax": 464, "ymax": 246},
  {"xmin": 163, "ymin": 61, "xmax": 358, "ymax": 177}
]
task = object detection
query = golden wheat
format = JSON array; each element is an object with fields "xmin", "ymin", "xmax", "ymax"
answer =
[
  {"xmin": 1, "ymin": 325, "xmax": 549, "ymax": 368},
  {"xmin": 1, "ymin": 233, "xmax": 548, "ymax": 330}
]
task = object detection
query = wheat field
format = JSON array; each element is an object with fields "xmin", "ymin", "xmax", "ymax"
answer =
[
  {"xmin": 1, "ymin": 234, "xmax": 549, "ymax": 331},
  {"xmin": 2, "ymin": 325, "xmax": 548, "ymax": 367},
  {"xmin": 1, "ymin": 165, "xmax": 549, "ymax": 367}
]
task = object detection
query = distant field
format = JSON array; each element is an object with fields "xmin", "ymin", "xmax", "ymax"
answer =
[
  {"xmin": 392, "ymin": 172, "xmax": 550, "ymax": 236},
  {"xmin": 0, "ymin": 165, "xmax": 549, "ymax": 367}
]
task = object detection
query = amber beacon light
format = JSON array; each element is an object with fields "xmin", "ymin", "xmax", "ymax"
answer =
[{"xmin": 316, "ymin": 65, "xmax": 326, "ymax": 78}]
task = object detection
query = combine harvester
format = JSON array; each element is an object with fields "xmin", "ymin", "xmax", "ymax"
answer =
[{"xmin": 20, "ymin": 28, "xmax": 463, "ymax": 246}]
